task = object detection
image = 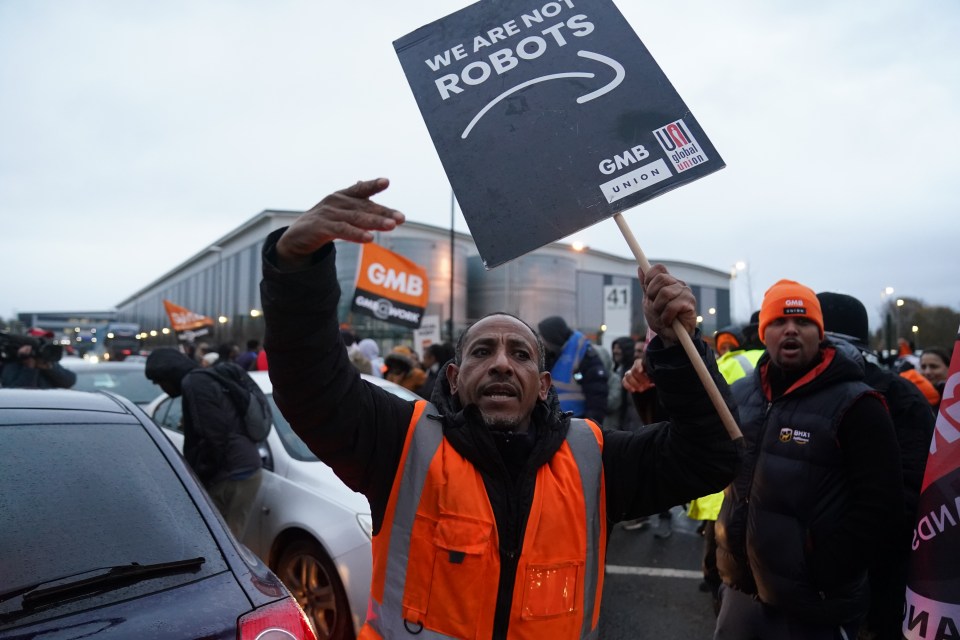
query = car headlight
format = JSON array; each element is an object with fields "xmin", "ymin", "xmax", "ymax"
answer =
[{"xmin": 356, "ymin": 513, "xmax": 373, "ymax": 540}]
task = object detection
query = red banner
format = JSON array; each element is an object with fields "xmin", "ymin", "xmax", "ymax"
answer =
[{"xmin": 904, "ymin": 325, "xmax": 960, "ymax": 639}]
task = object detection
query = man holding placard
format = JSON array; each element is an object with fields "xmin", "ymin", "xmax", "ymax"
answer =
[{"xmin": 260, "ymin": 178, "xmax": 740, "ymax": 639}]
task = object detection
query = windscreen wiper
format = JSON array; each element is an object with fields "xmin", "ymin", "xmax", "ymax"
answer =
[{"xmin": 2, "ymin": 557, "xmax": 205, "ymax": 613}]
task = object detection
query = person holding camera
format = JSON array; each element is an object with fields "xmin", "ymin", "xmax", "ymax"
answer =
[{"xmin": 0, "ymin": 328, "xmax": 77, "ymax": 389}]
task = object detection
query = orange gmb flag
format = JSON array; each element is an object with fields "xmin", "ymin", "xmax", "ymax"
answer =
[
  {"xmin": 162, "ymin": 300, "xmax": 215, "ymax": 335},
  {"xmin": 904, "ymin": 324, "xmax": 960, "ymax": 639},
  {"xmin": 351, "ymin": 243, "xmax": 429, "ymax": 329}
]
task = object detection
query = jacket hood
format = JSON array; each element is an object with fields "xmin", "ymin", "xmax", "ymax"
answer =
[
  {"xmin": 611, "ymin": 336, "xmax": 636, "ymax": 369},
  {"xmin": 538, "ymin": 316, "xmax": 572, "ymax": 348},
  {"xmin": 145, "ymin": 348, "xmax": 198, "ymax": 395},
  {"xmin": 357, "ymin": 338, "xmax": 380, "ymax": 360}
]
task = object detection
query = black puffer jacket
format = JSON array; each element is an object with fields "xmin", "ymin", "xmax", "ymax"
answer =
[{"xmin": 716, "ymin": 340, "xmax": 903, "ymax": 625}]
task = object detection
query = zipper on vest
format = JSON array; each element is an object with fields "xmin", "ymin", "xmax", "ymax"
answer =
[{"xmin": 743, "ymin": 400, "xmax": 775, "ymax": 505}]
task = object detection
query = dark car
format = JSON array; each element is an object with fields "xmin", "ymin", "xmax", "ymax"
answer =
[{"xmin": 0, "ymin": 388, "xmax": 318, "ymax": 640}]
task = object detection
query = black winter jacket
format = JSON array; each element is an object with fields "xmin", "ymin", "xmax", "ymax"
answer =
[
  {"xmin": 183, "ymin": 366, "xmax": 262, "ymax": 485},
  {"xmin": 0, "ymin": 361, "xmax": 76, "ymax": 389},
  {"xmin": 716, "ymin": 340, "xmax": 903, "ymax": 625},
  {"xmin": 260, "ymin": 231, "xmax": 742, "ymax": 638},
  {"xmin": 147, "ymin": 349, "xmax": 262, "ymax": 485}
]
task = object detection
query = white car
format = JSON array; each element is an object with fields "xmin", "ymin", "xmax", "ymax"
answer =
[{"xmin": 148, "ymin": 370, "xmax": 421, "ymax": 640}]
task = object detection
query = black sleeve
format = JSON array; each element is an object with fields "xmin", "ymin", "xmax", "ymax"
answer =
[
  {"xmin": 579, "ymin": 346, "xmax": 609, "ymax": 425},
  {"xmin": 260, "ymin": 229, "xmax": 415, "ymax": 531},
  {"xmin": 812, "ymin": 393, "xmax": 904, "ymax": 586},
  {"xmin": 885, "ymin": 376, "xmax": 935, "ymax": 528},
  {"xmin": 42, "ymin": 363, "xmax": 77, "ymax": 389},
  {"xmin": 603, "ymin": 333, "xmax": 743, "ymax": 522}
]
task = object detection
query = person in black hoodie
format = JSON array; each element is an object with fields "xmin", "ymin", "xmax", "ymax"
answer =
[
  {"xmin": 817, "ymin": 291, "xmax": 935, "ymax": 640},
  {"xmin": 537, "ymin": 315, "xmax": 609, "ymax": 425},
  {"xmin": 259, "ymin": 178, "xmax": 742, "ymax": 639},
  {"xmin": 145, "ymin": 347, "xmax": 263, "ymax": 537}
]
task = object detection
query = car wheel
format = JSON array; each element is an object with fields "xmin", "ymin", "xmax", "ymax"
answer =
[{"xmin": 275, "ymin": 538, "xmax": 355, "ymax": 640}]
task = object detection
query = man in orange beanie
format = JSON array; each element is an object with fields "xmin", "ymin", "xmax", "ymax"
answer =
[{"xmin": 715, "ymin": 279, "xmax": 903, "ymax": 639}]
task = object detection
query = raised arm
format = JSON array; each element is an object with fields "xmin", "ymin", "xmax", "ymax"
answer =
[
  {"xmin": 260, "ymin": 179, "xmax": 414, "ymax": 527},
  {"xmin": 604, "ymin": 263, "xmax": 741, "ymax": 521},
  {"xmin": 274, "ymin": 178, "xmax": 405, "ymax": 270}
]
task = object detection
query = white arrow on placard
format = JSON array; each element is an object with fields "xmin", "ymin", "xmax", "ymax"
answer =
[{"xmin": 460, "ymin": 50, "xmax": 626, "ymax": 140}]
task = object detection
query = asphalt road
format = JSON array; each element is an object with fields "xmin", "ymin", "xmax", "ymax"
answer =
[{"xmin": 598, "ymin": 506, "xmax": 718, "ymax": 639}]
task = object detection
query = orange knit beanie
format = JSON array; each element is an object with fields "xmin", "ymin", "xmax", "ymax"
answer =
[{"xmin": 758, "ymin": 279, "xmax": 824, "ymax": 342}]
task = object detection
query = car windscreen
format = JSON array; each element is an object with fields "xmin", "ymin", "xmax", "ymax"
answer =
[
  {"xmin": 269, "ymin": 383, "xmax": 421, "ymax": 462},
  {"xmin": 0, "ymin": 422, "xmax": 229, "ymax": 620},
  {"xmin": 268, "ymin": 395, "xmax": 318, "ymax": 462},
  {"xmin": 70, "ymin": 369, "xmax": 161, "ymax": 406}
]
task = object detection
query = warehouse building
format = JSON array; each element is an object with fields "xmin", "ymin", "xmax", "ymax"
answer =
[{"xmin": 105, "ymin": 209, "xmax": 731, "ymax": 352}]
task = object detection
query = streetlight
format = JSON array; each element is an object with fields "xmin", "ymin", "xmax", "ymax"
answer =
[
  {"xmin": 730, "ymin": 261, "xmax": 754, "ymax": 322},
  {"xmin": 912, "ymin": 325, "xmax": 920, "ymax": 350},
  {"xmin": 896, "ymin": 298, "xmax": 904, "ymax": 342},
  {"xmin": 880, "ymin": 287, "xmax": 896, "ymax": 354},
  {"xmin": 209, "ymin": 246, "xmax": 225, "ymax": 340}
]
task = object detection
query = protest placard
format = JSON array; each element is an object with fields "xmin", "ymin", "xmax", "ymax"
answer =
[
  {"xmin": 904, "ymin": 331, "xmax": 960, "ymax": 639},
  {"xmin": 396, "ymin": 0, "xmax": 740, "ymax": 440},
  {"xmin": 395, "ymin": 0, "xmax": 724, "ymax": 268}
]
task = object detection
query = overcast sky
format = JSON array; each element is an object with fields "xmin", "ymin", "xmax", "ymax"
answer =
[{"xmin": 2, "ymin": 0, "xmax": 957, "ymax": 330}]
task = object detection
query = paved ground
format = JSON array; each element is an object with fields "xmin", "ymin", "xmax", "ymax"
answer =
[{"xmin": 599, "ymin": 506, "xmax": 718, "ymax": 639}]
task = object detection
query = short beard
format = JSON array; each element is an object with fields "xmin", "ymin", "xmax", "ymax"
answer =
[{"xmin": 483, "ymin": 414, "xmax": 523, "ymax": 432}]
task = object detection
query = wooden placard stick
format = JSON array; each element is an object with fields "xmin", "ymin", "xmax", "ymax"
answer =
[{"xmin": 613, "ymin": 213, "xmax": 743, "ymax": 441}]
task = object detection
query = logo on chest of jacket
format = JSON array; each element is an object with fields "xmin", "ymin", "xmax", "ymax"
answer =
[{"xmin": 778, "ymin": 427, "xmax": 811, "ymax": 444}]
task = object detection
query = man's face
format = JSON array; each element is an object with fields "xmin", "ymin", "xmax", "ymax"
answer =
[
  {"xmin": 154, "ymin": 378, "xmax": 181, "ymax": 398},
  {"xmin": 763, "ymin": 317, "xmax": 821, "ymax": 371},
  {"xmin": 421, "ymin": 351, "xmax": 437, "ymax": 369},
  {"xmin": 446, "ymin": 315, "xmax": 550, "ymax": 432}
]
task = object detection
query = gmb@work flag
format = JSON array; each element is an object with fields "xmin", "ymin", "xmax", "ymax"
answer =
[
  {"xmin": 350, "ymin": 243, "xmax": 429, "ymax": 330},
  {"xmin": 904, "ymin": 325, "xmax": 960, "ymax": 639},
  {"xmin": 162, "ymin": 299, "xmax": 214, "ymax": 341}
]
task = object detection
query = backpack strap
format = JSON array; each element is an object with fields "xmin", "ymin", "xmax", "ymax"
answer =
[{"xmin": 192, "ymin": 367, "xmax": 249, "ymax": 416}]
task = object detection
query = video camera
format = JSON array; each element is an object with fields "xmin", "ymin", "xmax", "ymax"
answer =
[{"xmin": 0, "ymin": 330, "xmax": 64, "ymax": 364}]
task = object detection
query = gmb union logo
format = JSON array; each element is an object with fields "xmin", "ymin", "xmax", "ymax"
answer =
[
  {"xmin": 779, "ymin": 428, "xmax": 811, "ymax": 444},
  {"xmin": 373, "ymin": 298, "xmax": 393, "ymax": 320}
]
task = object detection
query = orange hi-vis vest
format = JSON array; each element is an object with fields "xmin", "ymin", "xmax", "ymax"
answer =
[{"xmin": 360, "ymin": 401, "xmax": 606, "ymax": 640}]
